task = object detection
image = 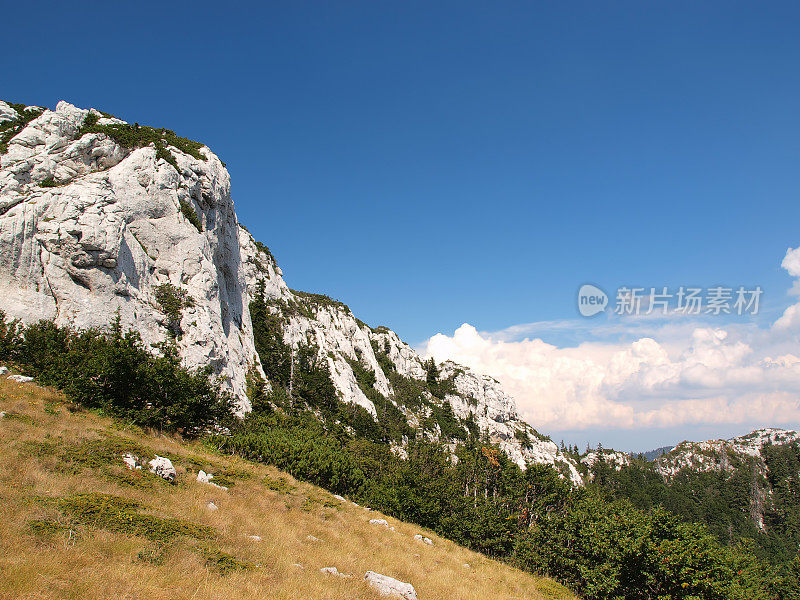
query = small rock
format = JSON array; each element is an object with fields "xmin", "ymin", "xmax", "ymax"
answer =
[
  {"xmin": 206, "ymin": 501, "xmax": 218, "ymax": 511},
  {"xmin": 333, "ymin": 494, "xmax": 346, "ymax": 502},
  {"xmin": 364, "ymin": 571, "xmax": 418, "ymax": 600},
  {"xmin": 390, "ymin": 526, "xmax": 396, "ymax": 532},
  {"xmin": 463, "ymin": 563, "xmax": 471, "ymax": 568},
  {"xmin": 197, "ymin": 469, "xmax": 228, "ymax": 490},
  {"xmin": 306, "ymin": 535, "xmax": 321, "ymax": 542},
  {"xmin": 0, "ymin": 366, "xmax": 8, "ymax": 375},
  {"xmin": 320, "ymin": 566, "xmax": 350, "ymax": 577},
  {"xmin": 148, "ymin": 455, "xmax": 176, "ymax": 483},
  {"xmin": 369, "ymin": 518, "xmax": 389, "ymax": 527},
  {"xmin": 0, "ymin": 411, "xmax": 6, "ymax": 418},
  {"xmin": 414, "ymin": 534, "xmax": 433, "ymax": 545},
  {"xmin": 7, "ymin": 374, "xmax": 33, "ymax": 383},
  {"xmin": 292, "ymin": 563, "xmax": 304, "ymax": 569},
  {"xmin": 248, "ymin": 535, "xmax": 262, "ymax": 542},
  {"xmin": 122, "ymin": 453, "xmax": 141, "ymax": 470}
]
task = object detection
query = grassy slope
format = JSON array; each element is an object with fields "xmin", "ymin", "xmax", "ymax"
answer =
[{"xmin": 0, "ymin": 376, "xmax": 576, "ymax": 600}]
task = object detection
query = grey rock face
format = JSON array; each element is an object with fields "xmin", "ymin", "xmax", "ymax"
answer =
[{"xmin": 0, "ymin": 100, "xmax": 262, "ymax": 410}]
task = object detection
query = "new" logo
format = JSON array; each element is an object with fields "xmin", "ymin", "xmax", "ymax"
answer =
[{"xmin": 578, "ymin": 284, "xmax": 608, "ymax": 317}]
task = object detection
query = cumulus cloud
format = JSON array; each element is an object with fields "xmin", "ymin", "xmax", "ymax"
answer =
[{"xmin": 422, "ymin": 248, "xmax": 800, "ymax": 431}]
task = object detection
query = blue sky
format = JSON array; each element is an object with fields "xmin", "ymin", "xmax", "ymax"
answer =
[{"xmin": 5, "ymin": 1, "xmax": 800, "ymax": 451}]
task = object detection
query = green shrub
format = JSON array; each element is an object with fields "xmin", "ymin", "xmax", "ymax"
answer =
[
  {"xmin": 56, "ymin": 492, "xmax": 214, "ymax": 544},
  {"xmin": 0, "ymin": 310, "xmax": 22, "ymax": 358},
  {"xmin": 79, "ymin": 117, "xmax": 206, "ymax": 163},
  {"xmin": 179, "ymin": 199, "xmax": 203, "ymax": 232},
  {"xmin": 155, "ymin": 140, "xmax": 178, "ymax": 169},
  {"xmin": 6, "ymin": 317, "xmax": 234, "ymax": 437},
  {"xmin": 0, "ymin": 102, "xmax": 44, "ymax": 154},
  {"xmin": 154, "ymin": 283, "xmax": 194, "ymax": 335},
  {"xmin": 263, "ymin": 475, "xmax": 297, "ymax": 494},
  {"xmin": 198, "ymin": 546, "xmax": 253, "ymax": 575}
]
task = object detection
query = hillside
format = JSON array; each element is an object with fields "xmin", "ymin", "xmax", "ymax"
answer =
[
  {"xmin": 2, "ymin": 98, "xmax": 798, "ymax": 600},
  {"xmin": 583, "ymin": 429, "xmax": 800, "ymax": 565},
  {"xmin": 0, "ymin": 374, "xmax": 574, "ymax": 600}
]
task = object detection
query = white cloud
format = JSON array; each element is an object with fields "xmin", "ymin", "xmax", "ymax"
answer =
[{"xmin": 422, "ymin": 248, "xmax": 800, "ymax": 432}]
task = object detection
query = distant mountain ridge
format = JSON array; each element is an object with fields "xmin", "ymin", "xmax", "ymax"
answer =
[
  {"xmin": 654, "ymin": 428, "xmax": 800, "ymax": 479},
  {"xmin": 642, "ymin": 445, "xmax": 674, "ymax": 461}
]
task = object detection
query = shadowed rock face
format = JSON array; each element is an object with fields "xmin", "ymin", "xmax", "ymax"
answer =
[{"xmin": 0, "ymin": 99, "xmax": 582, "ymax": 482}]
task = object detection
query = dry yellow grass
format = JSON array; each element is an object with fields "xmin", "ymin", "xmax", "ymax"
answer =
[{"xmin": 0, "ymin": 376, "xmax": 577, "ymax": 600}]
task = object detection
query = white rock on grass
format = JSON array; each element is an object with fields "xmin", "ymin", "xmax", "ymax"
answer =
[
  {"xmin": 306, "ymin": 535, "xmax": 321, "ymax": 542},
  {"xmin": 7, "ymin": 374, "xmax": 33, "ymax": 383},
  {"xmin": 247, "ymin": 535, "xmax": 262, "ymax": 542},
  {"xmin": 364, "ymin": 571, "xmax": 418, "ymax": 600},
  {"xmin": 0, "ymin": 366, "xmax": 8, "ymax": 375},
  {"xmin": 320, "ymin": 567, "xmax": 350, "ymax": 578},
  {"xmin": 148, "ymin": 455, "xmax": 176, "ymax": 483},
  {"xmin": 333, "ymin": 494, "xmax": 346, "ymax": 502},
  {"xmin": 414, "ymin": 534, "xmax": 433, "ymax": 545},
  {"xmin": 206, "ymin": 501, "xmax": 218, "ymax": 511},
  {"xmin": 369, "ymin": 518, "xmax": 389, "ymax": 527},
  {"xmin": 122, "ymin": 453, "xmax": 141, "ymax": 470},
  {"xmin": 197, "ymin": 469, "xmax": 228, "ymax": 490}
]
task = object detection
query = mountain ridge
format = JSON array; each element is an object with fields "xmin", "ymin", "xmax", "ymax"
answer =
[{"xmin": 0, "ymin": 99, "xmax": 580, "ymax": 483}]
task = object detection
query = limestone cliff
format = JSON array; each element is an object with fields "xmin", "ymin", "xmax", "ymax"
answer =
[{"xmin": 0, "ymin": 100, "xmax": 261, "ymax": 408}]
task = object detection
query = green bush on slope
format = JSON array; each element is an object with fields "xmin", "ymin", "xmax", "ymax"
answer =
[{"xmin": 0, "ymin": 311, "xmax": 234, "ymax": 437}]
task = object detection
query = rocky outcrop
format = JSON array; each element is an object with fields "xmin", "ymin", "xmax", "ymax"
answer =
[
  {"xmin": 581, "ymin": 450, "xmax": 631, "ymax": 471},
  {"xmin": 240, "ymin": 235, "xmax": 582, "ymax": 482},
  {"xmin": 0, "ymin": 100, "xmax": 262, "ymax": 410},
  {"xmin": 655, "ymin": 428, "xmax": 800, "ymax": 479}
]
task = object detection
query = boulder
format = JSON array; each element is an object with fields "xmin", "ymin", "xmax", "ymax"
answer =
[
  {"xmin": 148, "ymin": 455, "xmax": 176, "ymax": 483},
  {"xmin": 197, "ymin": 469, "xmax": 228, "ymax": 490},
  {"xmin": 320, "ymin": 567, "xmax": 349, "ymax": 577},
  {"xmin": 7, "ymin": 374, "xmax": 34, "ymax": 383},
  {"xmin": 364, "ymin": 571, "xmax": 417, "ymax": 600},
  {"xmin": 122, "ymin": 453, "xmax": 141, "ymax": 470},
  {"xmin": 413, "ymin": 534, "xmax": 433, "ymax": 545}
]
